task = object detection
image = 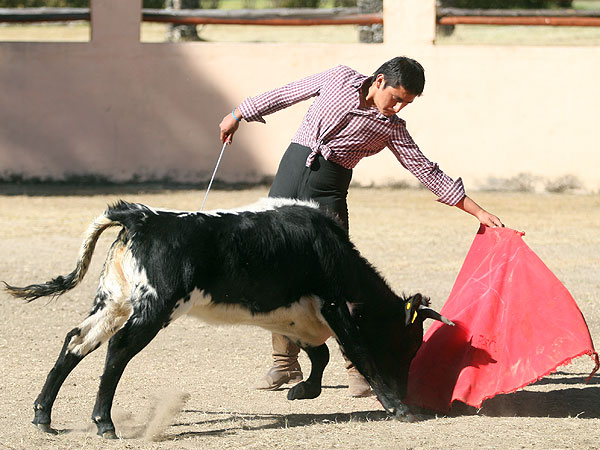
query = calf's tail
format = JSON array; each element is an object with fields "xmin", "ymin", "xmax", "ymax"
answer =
[{"xmin": 3, "ymin": 213, "xmax": 119, "ymax": 302}]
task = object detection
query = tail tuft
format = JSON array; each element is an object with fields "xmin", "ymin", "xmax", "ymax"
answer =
[
  {"xmin": 3, "ymin": 272, "xmax": 78, "ymax": 302},
  {"xmin": 3, "ymin": 211, "xmax": 119, "ymax": 303}
]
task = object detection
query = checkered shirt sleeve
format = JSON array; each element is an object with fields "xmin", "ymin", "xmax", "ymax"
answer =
[{"xmin": 237, "ymin": 65, "xmax": 466, "ymax": 206}]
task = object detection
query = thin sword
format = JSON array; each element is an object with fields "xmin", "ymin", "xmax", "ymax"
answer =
[{"xmin": 200, "ymin": 141, "xmax": 228, "ymax": 211}]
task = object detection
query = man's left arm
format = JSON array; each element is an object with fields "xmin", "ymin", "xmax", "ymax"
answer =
[
  {"xmin": 455, "ymin": 195, "xmax": 504, "ymax": 228},
  {"xmin": 387, "ymin": 128, "xmax": 503, "ymax": 227}
]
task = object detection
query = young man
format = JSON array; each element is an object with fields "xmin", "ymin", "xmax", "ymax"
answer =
[{"xmin": 219, "ymin": 56, "xmax": 503, "ymax": 397}]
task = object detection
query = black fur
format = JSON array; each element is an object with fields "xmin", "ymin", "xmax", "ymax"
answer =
[{"xmin": 4, "ymin": 199, "xmax": 449, "ymax": 437}]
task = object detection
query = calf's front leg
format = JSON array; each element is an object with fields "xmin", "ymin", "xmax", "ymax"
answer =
[{"xmin": 287, "ymin": 343, "xmax": 329, "ymax": 400}]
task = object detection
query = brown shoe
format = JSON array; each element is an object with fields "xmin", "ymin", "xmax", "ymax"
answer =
[
  {"xmin": 343, "ymin": 353, "xmax": 374, "ymax": 398},
  {"xmin": 254, "ymin": 333, "xmax": 303, "ymax": 390},
  {"xmin": 347, "ymin": 367, "xmax": 374, "ymax": 397},
  {"xmin": 254, "ymin": 361, "xmax": 303, "ymax": 390}
]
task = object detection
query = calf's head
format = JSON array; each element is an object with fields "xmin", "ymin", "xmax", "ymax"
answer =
[{"xmin": 354, "ymin": 293, "xmax": 453, "ymax": 416}]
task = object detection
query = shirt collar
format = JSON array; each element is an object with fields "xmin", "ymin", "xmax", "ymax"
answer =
[{"xmin": 351, "ymin": 73, "xmax": 370, "ymax": 90}]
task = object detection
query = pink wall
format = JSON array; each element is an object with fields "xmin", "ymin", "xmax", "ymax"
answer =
[{"xmin": 1, "ymin": 0, "xmax": 598, "ymax": 191}]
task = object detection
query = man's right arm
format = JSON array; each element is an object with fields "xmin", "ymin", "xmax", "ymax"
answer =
[
  {"xmin": 238, "ymin": 66, "xmax": 339, "ymax": 123},
  {"xmin": 218, "ymin": 65, "xmax": 342, "ymax": 144},
  {"xmin": 219, "ymin": 107, "xmax": 242, "ymax": 143}
]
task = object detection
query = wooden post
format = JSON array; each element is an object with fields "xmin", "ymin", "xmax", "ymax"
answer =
[{"xmin": 91, "ymin": 0, "xmax": 140, "ymax": 45}]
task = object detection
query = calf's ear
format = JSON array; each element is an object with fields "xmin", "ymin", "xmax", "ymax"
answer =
[{"xmin": 404, "ymin": 293, "xmax": 424, "ymax": 326}]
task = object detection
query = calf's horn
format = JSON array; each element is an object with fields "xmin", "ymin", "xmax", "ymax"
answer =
[{"xmin": 418, "ymin": 305, "xmax": 455, "ymax": 326}]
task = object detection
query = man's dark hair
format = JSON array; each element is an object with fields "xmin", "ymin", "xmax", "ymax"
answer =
[{"xmin": 372, "ymin": 56, "xmax": 425, "ymax": 96}]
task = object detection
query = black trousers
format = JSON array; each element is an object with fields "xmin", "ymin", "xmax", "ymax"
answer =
[{"xmin": 268, "ymin": 143, "xmax": 353, "ymax": 232}]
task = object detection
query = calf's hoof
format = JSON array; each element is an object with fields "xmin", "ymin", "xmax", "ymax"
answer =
[
  {"xmin": 34, "ymin": 422, "xmax": 59, "ymax": 435},
  {"xmin": 393, "ymin": 408, "xmax": 421, "ymax": 423},
  {"xmin": 101, "ymin": 430, "xmax": 118, "ymax": 440},
  {"xmin": 94, "ymin": 421, "xmax": 118, "ymax": 439},
  {"xmin": 287, "ymin": 381, "xmax": 321, "ymax": 400}
]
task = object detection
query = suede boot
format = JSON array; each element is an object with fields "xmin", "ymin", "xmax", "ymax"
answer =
[
  {"xmin": 343, "ymin": 354, "xmax": 374, "ymax": 398},
  {"xmin": 254, "ymin": 333, "xmax": 303, "ymax": 390}
]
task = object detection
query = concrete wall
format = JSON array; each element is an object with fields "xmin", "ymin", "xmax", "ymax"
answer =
[{"xmin": 1, "ymin": 0, "xmax": 598, "ymax": 191}]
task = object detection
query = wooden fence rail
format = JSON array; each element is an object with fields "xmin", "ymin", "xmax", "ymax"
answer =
[
  {"xmin": 1, "ymin": 7, "xmax": 600, "ymax": 27},
  {"xmin": 142, "ymin": 8, "xmax": 382, "ymax": 26},
  {"xmin": 0, "ymin": 7, "xmax": 89, "ymax": 23},
  {"xmin": 0, "ymin": 7, "xmax": 382, "ymax": 26},
  {"xmin": 437, "ymin": 7, "xmax": 600, "ymax": 27}
]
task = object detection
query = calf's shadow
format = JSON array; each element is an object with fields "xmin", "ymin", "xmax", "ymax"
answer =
[{"xmin": 168, "ymin": 375, "xmax": 600, "ymax": 440}]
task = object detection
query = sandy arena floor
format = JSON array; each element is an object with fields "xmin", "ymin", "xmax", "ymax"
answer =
[{"xmin": 0, "ymin": 187, "xmax": 598, "ymax": 449}]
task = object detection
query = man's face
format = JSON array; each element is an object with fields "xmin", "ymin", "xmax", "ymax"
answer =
[{"xmin": 371, "ymin": 74, "xmax": 417, "ymax": 117}]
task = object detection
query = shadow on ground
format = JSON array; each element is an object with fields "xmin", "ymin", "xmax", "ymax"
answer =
[
  {"xmin": 168, "ymin": 409, "xmax": 392, "ymax": 439},
  {"xmin": 144, "ymin": 377, "xmax": 600, "ymax": 440},
  {"xmin": 448, "ymin": 371, "xmax": 600, "ymax": 419}
]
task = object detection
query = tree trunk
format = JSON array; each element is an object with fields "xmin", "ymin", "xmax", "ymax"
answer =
[{"xmin": 166, "ymin": 0, "xmax": 201, "ymax": 42}]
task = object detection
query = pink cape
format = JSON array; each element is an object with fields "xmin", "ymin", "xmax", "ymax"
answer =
[{"xmin": 404, "ymin": 225, "xmax": 599, "ymax": 413}]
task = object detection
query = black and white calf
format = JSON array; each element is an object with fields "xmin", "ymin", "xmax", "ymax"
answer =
[{"xmin": 4, "ymin": 198, "xmax": 453, "ymax": 438}]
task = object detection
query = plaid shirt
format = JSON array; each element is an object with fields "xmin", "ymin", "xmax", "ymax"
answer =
[{"xmin": 238, "ymin": 65, "xmax": 465, "ymax": 206}]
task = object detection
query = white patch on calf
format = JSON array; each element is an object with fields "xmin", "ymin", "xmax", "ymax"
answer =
[
  {"xmin": 182, "ymin": 291, "xmax": 332, "ymax": 348},
  {"xmin": 232, "ymin": 197, "xmax": 318, "ymax": 213},
  {"xmin": 67, "ymin": 300, "xmax": 133, "ymax": 356},
  {"xmin": 67, "ymin": 242, "xmax": 155, "ymax": 356},
  {"xmin": 146, "ymin": 197, "xmax": 318, "ymax": 219},
  {"xmin": 168, "ymin": 296, "xmax": 198, "ymax": 323}
]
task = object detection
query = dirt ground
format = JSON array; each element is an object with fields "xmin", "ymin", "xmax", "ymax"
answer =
[{"xmin": 0, "ymin": 186, "xmax": 599, "ymax": 450}]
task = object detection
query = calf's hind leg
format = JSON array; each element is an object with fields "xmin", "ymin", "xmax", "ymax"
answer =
[
  {"xmin": 90, "ymin": 314, "xmax": 165, "ymax": 439},
  {"xmin": 33, "ymin": 328, "xmax": 85, "ymax": 433},
  {"xmin": 33, "ymin": 298, "xmax": 132, "ymax": 433},
  {"xmin": 287, "ymin": 343, "xmax": 329, "ymax": 400}
]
